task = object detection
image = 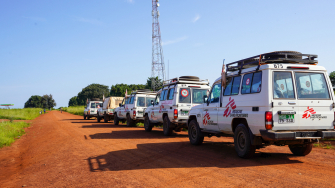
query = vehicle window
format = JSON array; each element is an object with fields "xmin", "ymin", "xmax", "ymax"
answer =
[
  {"xmin": 179, "ymin": 88, "xmax": 191, "ymax": 103},
  {"xmin": 155, "ymin": 94, "xmax": 160, "ymax": 104},
  {"xmin": 160, "ymin": 90, "xmax": 167, "ymax": 101},
  {"xmin": 146, "ymin": 97, "xmax": 155, "ymax": 107},
  {"xmin": 295, "ymin": 72, "xmax": 330, "ymax": 99},
  {"xmin": 167, "ymin": 88, "xmax": 175, "ymax": 100},
  {"xmin": 163, "ymin": 90, "xmax": 168, "ymax": 100},
  {"xmin": 130, "ymin": 96, "xmax": 134, "ymax": 104},
  {"xmin": 96, "ymin": 103, "xmax": 103, "ymax": 108},
  {"xmin": 251, "ymin": 72, "xmax": 262, "ymax": 93},
  {"xmin": 125, "ymin": 98, "xmax": 129, "ymax": 104},
  {"xmin": 231, "ymin": 76, "xmax": 241, "ymax": 95},
  {"xmin": 193, "ymin": 89, "xmax": 208, "ymax": 104},
  {"xmin": 241, "ymin": 73, "xmax": 253, "ymax": 94},
  {"xmin": 137, "ymin": 97, "xmax": 145, "ymax": 107},
  {"xmin": 90, "ymin": 103, "xmax": 95, "ymax": 108},
  {"xmin": 273, "ymin": 72, "xmax": 295, "ymax": 99},
  {"xmin": 209, "ymin": 83, "xmax": 221, "ymax": 103},
  {"xmin": 224, "ymin": 78, "xmax": 233, "ymax": 96}
]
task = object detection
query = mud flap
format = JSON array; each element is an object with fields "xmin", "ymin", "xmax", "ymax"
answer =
[{"xmin": 249, "ymin": 127, "xmax": 262, "ymax": 145}]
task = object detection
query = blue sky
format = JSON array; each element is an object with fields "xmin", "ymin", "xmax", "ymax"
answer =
[{"xmin": 1, "ymin": 0, "xmax": 335, "ymax": 108}]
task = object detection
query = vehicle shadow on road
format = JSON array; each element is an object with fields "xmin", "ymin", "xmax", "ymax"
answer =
[
  {"xmin": 87, "ymin": 141, "xmax": 302, "ymax": 172},
  {"xmin": 88, "ymin": 130, "xmax": 188, "ymax": 139},
  {"xmin": 82, "ymin": 123, "xmax": 135, "ymax": 129}
]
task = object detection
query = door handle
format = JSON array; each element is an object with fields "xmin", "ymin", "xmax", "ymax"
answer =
[{"xmin": 288, "ymin": 102, "xmax": 296, "ymax": 105}]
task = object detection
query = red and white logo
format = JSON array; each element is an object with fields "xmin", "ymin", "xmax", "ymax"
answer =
[
  {"xmin": 302, "ymin": 106, "xmax": 316, "ymax": 119},
  {"xmin": 159, "ymin": 105, "xmax": 164, "ymax": 113},
  {"xmin": 151, "ymin": 111, "xmax": 154, "ymax": 119},
  {"xmin": 203, "ymin": 111, "xmax": 210, "ymax": 126},
  {"xmin": 118, "ymin": 111, "xmax": 121, "ymax": 116},
  {"xmin": 306, "ymin": 81, "xmax": 311, "ymax": 88},
  {"xmin": 246, "ymin": 78, "xmax": 250, "ymax": 85},
  {"xmin": 181, "ymin": 89, "xmax": 189, "ymax": 97},
  {"xmin": 223, "ymin": 97, "xmax": 236, "ymax": 117},
  {"xmin": 124, "ymin": 106, "xmax": 128, "ymax": 112}
]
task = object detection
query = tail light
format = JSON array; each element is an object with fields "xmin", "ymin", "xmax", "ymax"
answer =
[
  {"xmin": 265, "ymin": 111, "xmax": 273, "ymax": 130},
  {"xmin": 133, "ymin": 110, "xmax": 136, "ymax": 117},
  {"xmin": 88, "ymin": 110, "xmax": 90, "ymax": 115},
  {"xmin": 174, "ymin": 109, "xmax": 178, "ymax": 119}
]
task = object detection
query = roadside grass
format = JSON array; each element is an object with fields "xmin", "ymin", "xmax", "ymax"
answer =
[
  {"xmin": 0, "ymin": 108, "xmax": 43, "ymax": 120},
  {"xmin": 313, "ymin": 139, "xmax": 335, "ymax": 149},
  {"xmin": 0, "ymin": 121, "xmax": 30, "ymax": 148},
  {"xmin": 61, "ymin": 106, "xmax": 85, "ymax": 116},
  {"xmin": 136, "ymin": 122, "xmax": 144, "ymax": 127}
]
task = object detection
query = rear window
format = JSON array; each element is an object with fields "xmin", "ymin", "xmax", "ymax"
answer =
[
  {"xmin": 179, "ymin": 88, "xmax": 191, "ymax": 103},
  {"xmin": 273, "ymin": 72, "xmax": 295, "ymax": 99},
  {"xmin": 91, "ymin": 103, "xmax": 102, "ymax": 108},
  {"xmin": 137, "ymin": 97, "xmax": 145, "ymax": 107},
  {"xmin": 295, "ymin": 72, "xmax": 330, "ymax": 99}
]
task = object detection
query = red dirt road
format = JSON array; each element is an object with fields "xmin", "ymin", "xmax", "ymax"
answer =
[{"xmin": 1, "ymin": 111, "xmax": 335, "ymax": 187}]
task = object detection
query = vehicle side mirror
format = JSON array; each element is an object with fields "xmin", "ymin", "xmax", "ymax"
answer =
[
  {"xmin": 151, "ymin": 100, "xmax": 154, "ymax": 105},
  {"xmin": 203, "ymin": 95, "xmax": 208, "ymax": 104},
  {"xmin": 119, "ymin": 103, "xmax": 121, "ymax": 107}
]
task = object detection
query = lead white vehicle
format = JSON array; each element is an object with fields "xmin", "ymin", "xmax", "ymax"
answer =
[
  {"xmin": 143, "ymin": 76, "xmax": 211, "ymax": 135},
  {"xmin": 114, "ymin": 90, "xmax": 156, "ymax": 127},
  {"xmin": 84, "ymin": 99, "xmax": 103, "ymax": 120},
  {"xmin": 187, "ymin": 51, "xmax": 335, "ymax": 158}
]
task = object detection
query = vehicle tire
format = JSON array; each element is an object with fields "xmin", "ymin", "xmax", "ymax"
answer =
[
  {"xmin": 188, "ymin": 119, "xmax": 204, "ymax": 145},
  {"xmin": 234, "ymin": 124, "xmax": 256, "ymax": 158},
  {"xmin": 84, "ymin": 115, "xmax": 86, "ymax": 120},
  {"xmin": 144, "ymin": 115, "xmax": 153, "ymax": 132},
  {"xmin": 126, "ymin": 114, "xmax": 135, "ymax": 127},
  {"xmin": 104, "ymin": 113, "xmax": 108, "ymax": 123},
  {"xmin": 163, "ymin": 116, "xmax": 173, "ymax": 136},
  {"xmin": 114, "ymin": 114, "xmax": 119, "ymax": 125},
  {"xmin": 289, "ymin": 143, "xmax": 313, "ymax": 156},
  {"xmin": 97, "ymin": 114, "xmax": 101, "ymax": 122}
]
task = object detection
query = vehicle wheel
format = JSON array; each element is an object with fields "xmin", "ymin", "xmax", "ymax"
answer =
[
  {"xmin": 163, "ymin": 116, "xmax": 173, "ymax": 136},
  {"xmin": 104, "ymin": 113, "xmax": 108, "ymax": 123},
  {"xmin": 126, "ymin": 114, "xmax": 135, "ymax": 127},
  {"xmin": 188, "ymin": 119, "xmax": 204, "ymax": 145},
  {"xmin": 97, "ymin": 114, "xmax": 101, "ymax": 122},
  {"xmin": 84, "ymin": 115, "xmax": 86, "ymax": 120},
  {"xmin": 114, "ymin": 114, "xmax": 119, "ymax": 125},
  {"xmin": 144, "ymin": 115, "xmax": 153, "ymax": 132},
  {"xmin": 234, "ymin": 124, "xmax": 256, "ymax": 158},
  {"xmin": 289, "ymin": 143, "xmax": 313, "ymax": 156}
]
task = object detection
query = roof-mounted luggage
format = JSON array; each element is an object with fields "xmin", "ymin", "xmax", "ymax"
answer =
[
  {"xmin": 131, "ymin": 89, "xmax": 156, "ymax": 95},
  {"xmin": 163, "ymin": 76, "xmax": 209, "ymax": 86}
]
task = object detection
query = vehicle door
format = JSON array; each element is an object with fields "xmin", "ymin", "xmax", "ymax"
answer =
[
  {"xmin": 202, "ymin": 82, "xmax": 221, "ymax": 131},
  {"xmin": 218, "ymin": 76, "xmax": 241, "ymax": 132},
  {"xmin": 156, "ymin": 89, "xmax": 168, "ymax": 122},
  {"xmin": 295, "ymin": 71, "xmax": 334, "ymax": 130},
  {"xmin": 150, "ymin": 93, "xmax": 161, "ymax": 122},
  {"xmin": 120, "ymin": 97, "xmax": 129, "ymax": 118}
]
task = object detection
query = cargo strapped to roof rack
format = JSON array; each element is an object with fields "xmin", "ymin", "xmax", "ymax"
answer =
[
  {"xmin": 130, "ymin": 89, "xmax": 156, "ymax": 95},
  {"xmin": 226, "ymin": 51, "xmax": 318, "ymax": 74},
  {"xmin": 163, "ymin": 76, "xmax": 209, "ymax": 86}
]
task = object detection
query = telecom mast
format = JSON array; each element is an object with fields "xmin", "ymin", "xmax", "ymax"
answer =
[{"xmin": 151, "ymin": 0, "xmax": 165, "ymax": 91}]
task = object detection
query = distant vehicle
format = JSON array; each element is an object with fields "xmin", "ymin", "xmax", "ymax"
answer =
[
  {"xmin": 114, "ymin": 90, "xmax": 156, "ymax": 127},
  {"xmin": 97, "ymin": 96, "xmax": 123, "ymax": 123},
  {"xmin": 84, "ymin": 98, "xmax": 103, "ymax": 120},
  {"xmin": 143, "ymin": 76, "xmax": 211, "ymax": 135},
  {"xmin": 187, "ymin": 51, "xmax": 335, "ymax": 158}
]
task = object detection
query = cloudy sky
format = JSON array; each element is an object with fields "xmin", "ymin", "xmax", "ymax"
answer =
[{"xmin": 1, "ymin": 0, "xmax": 335, "ymax": 108}]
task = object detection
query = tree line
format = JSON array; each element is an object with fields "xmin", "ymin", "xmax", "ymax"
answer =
[{"xmin": 24, "ymin": 94, "xmax": 56, "ymax": 109}]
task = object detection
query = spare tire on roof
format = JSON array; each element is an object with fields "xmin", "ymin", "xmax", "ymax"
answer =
[
  {"xmin": 263, "ymin": 51, "xmax": 302, "ymax": 60},
  {"xmin": 179, "ymin": 76, "xmax": 200, "ymax": 81}
]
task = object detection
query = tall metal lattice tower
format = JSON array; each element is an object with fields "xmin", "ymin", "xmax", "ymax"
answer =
[{"xmin": 151, "ymin": 0, "xmax": 165, "ymax": 91}]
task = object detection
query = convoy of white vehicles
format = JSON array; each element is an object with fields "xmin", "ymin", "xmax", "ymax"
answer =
[{"xmin": 82, "ymin": 51, "xmax": 335, "ymax": 158}]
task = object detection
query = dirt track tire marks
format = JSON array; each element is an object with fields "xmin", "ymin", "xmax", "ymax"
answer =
[{"xmin": 1, "ymin": 111, "xmax": 335, "ymax": 187}]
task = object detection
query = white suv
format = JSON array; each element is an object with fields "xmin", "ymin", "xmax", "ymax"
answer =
[
  {"xmin": 114, "ymin": 90, "xmax": 156, "ymax": 127},
  {"xmin": 187, "ymin": 51, "xmax": 335, "ymax": 158},
  {"xmin": 84, "ymin": 99, "xmax": 103, "ymax": 120},
  {"xmin": 97, "ymin": 97, "xmax": 123, "ymax": 123},
  {"xmin": 143, "ymin": 76, "xmax": 211, "ymax": 135}
]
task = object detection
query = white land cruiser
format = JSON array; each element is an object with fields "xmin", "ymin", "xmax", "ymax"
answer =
[
  {"xmin": 143, "ymin": 76, "xmax": 211, "ymax": 135},
  {"xmin": 114, "ymin": 90, "xmax": 156, "ymax": 127},
  {"xmin": 187, "ymin": 51, "xmax": 335, "ymax": 158},
  {"xmin": 97, "ymin": 97, "xmax": 123, "ymax": 123},
  {"xmin": 83, "ymin": 99, "xmax": 103, "ymax": 120}
]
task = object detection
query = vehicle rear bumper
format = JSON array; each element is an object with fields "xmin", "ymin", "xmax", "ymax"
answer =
[{"xmin": 260, "ymin": 130, "xmax": 335, "ymax": 141}]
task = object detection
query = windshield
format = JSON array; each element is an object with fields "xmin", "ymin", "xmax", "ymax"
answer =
[
  {"xmin": 295, "ymin": 72, "xmax": 330, "ymax": 99},
  {"xmin": 91, "ymin": 103, "xmax": 103, "ymax": 108},
  {"xmin": 179, "ymin": 88, "xmax": 208, "ymax": 104}
]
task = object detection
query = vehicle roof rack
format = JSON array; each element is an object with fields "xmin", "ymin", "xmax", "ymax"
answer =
[
  {"xmin": 131, "ymin": 89, "xmax": 156, "ymax": 95},
  {"xmin": 163, "ymin": 76, "xmax": 209, "ymax": 86},
  {"xmin": 226, "ymin": 51, "xmax": 318, "ymax": 74}
]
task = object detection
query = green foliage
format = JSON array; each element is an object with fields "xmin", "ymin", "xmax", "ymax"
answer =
[
  {"xmin": 68, "ymin": 96, "xmax": 78, "ymax": 107},
  {"xmin": 62, "ymin": 106, "xmax": 85, "ymax": 116},
  {"xmin": 329, "ymin": 71, "xmax": 335, "ymax": 86},
  {"xmin": 24, "ymin": 94, "xmax": 56, "ymax": 109},
  {"xmin": 0, "ymin": 108, "xmax": 43, "ymax": 120},
  {"xmin": 0, "ymin": 121, "xmax": 30, "ymax": 148},
  {"xmin": 110, "ymin": 83, "xmax": 147, "ymax": 97},
  {"xmin": 147, "ymin": 76, "xmax": 163, "ymax": 91},
  {"xmin": 69, "ymin": 84, "xmax": 110, "ymax": 106}
]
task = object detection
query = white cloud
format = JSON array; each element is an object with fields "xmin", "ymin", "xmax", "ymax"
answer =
[
  {"xmin": 23, "ymin": 16, "xmax": 47, "ymax": 22},
  {"xmin": 162, "ymin": 36, "xmax": 188, "ymax": 46},
  {"xmin": 74, "ymin": 17, "xmax": 104, "ymax": 26},
  {"xmin": 192, "ymin": 14, "xmax": 201, "ymax": 23}
]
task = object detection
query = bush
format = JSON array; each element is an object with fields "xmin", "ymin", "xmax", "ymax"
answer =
[
  {"xmin": 62, "ymin": 106, "xmax": 85, "ymax": 116},
  {"xmin": 0, "ymin": 108, "xmax": 43, "ymax": 120},
  {"xmin": 0, "ymin": 121, "xmax": 30, "ymax": 148}
]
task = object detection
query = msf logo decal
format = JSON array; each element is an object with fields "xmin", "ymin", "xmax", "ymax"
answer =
[
  {"xmin": 223, "ymin": 97, "xmax": 236, "ymax": 117},
  {"xmin": 302, "ymin": 106, "xmax": 316, "ymax": 119},
  {"xmin": 159, "ymin": 105, "xmax": 164, "ymax": 113},
  {"xmin": 203, "ymin": 111, "xmax": 210, "ymax": 126}
]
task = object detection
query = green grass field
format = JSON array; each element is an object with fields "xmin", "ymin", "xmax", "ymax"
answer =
[
  {"xmin": 61, "ymin": 106, "xmax": 85, "ymax": 116},
  {"xmin": 0, "ymin": 108, "xmax": 43, "ymax": 120},
  {"xmin": 0, "ymin": 121, "xmax": 30, "ymax": 148}
]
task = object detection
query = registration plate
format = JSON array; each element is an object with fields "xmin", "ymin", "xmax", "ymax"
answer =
[
  {"xmin": 278, "ymin": 114, "xmax": 295, "ymax": 124},
  {"xmin": 182, "ymin": 111, "xmax": 189, "ymax": 115}
]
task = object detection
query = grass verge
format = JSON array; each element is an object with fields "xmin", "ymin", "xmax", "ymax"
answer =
[
  {"xmin": 0, "ymin": 108, "xmax": 43, "ymax": 120},
  {"xmin": 61, "ymin": 106, "xmax": 85, "ymax": 116},
  {"xmin": 0, "ymin": 121, "xmax": 30, "ymax": 148}
]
